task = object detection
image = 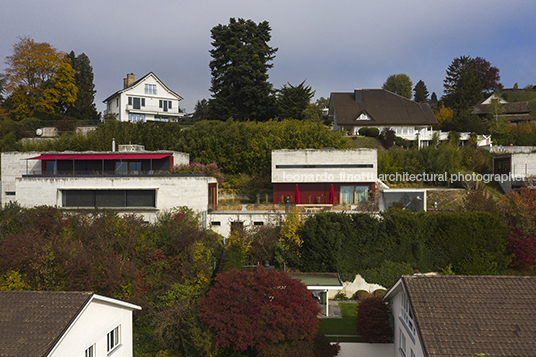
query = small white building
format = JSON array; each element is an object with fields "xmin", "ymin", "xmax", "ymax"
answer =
[
  {"xmin": 1, "ymin": 149, "xmax": 218, "ymax": 223},
  {"xmin": 493, "ymin": 151, "xmax": 536, "ymax": 192},
  {"xmin": 0, "ymin": 291, "xmax": 141, "ymax": 357},
  {"xmin": 103, "ymin": 72, "xmax": 185, "ymax": 123}
]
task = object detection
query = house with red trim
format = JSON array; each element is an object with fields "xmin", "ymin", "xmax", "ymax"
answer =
[
  {"xmin": 1, "ymin": 147, "xmax": 217, "ymax": 222},
  {"xmin": 272, "ymin": 149, "xmax": 377, "ymax": 205}
]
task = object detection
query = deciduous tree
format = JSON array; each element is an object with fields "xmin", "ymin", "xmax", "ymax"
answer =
[
  {"xmin": 198, "ymin": 266, "xmax": 320, "ymax": 354},
  {"xmin": 382, "ymin": 74, "xmax": 412, "ymax": 99},
  {"xmin": 4, "ymin": 36, "xmax": 77, "ymax": 119},
  {"xmin": 355, "ymin": 296, "xmax": 392, "ymax": 343},
  {"xmin": 208, "ymin": 18, "xmax": 277, "ymax": 121}
]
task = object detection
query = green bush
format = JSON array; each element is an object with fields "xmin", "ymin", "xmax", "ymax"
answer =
[
  {"xmin": 361, "ymin": 261, "xmax": 414, "ymax": 289},
  {"xmin": 358, "ymin": 127, "xmax": 379, "ymax": 138},
  {"xmin": 373, "ymin": 289, "xmax": 387, "ymax": 298},
  {"xmin": 352, "ymin": 290, "xmax": 371, "ymax": 300}
]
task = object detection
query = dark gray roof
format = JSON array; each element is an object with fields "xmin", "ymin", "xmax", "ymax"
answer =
[
  {"xmin": 330, "ymin": 89, "xmax": 438, "ymax": 127},
  {"xmin": 398, "ymin": 275, "xmax": 536, "ymax": 357},
  {"xmin": 472, "ymin": 101, "xmax": 531, "ymax": 116},
  {"xmin": 0, "ymin": 291, "xmax": 92, "ymax": 357}
]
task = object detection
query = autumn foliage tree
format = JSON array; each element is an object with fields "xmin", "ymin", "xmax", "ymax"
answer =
[
  {"xmin": 355, "ymin": 296, "xmax": 393, "ymax": 343},
  {"xmin": 4, "ymin": 36, "xmax": 77, "ymax": 120},
  {"xmin": 198, "ymin": 266, "xmax": 320, "ymax": 355},
  {"xmin": 507, "ymin": 227, "xmax": 536, "ymax": 271}
]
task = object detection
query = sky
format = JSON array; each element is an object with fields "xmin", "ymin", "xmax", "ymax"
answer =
[{"xmin": 2, "ymin": 0, "xmax": 536, "ymax": 114}]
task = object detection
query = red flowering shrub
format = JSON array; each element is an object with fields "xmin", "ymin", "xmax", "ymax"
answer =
[
  {"xmin": 356, "ymin": 296, "xmax": 393, "ymax": 343},
  {"xmin": 507, "ymin": 227, "xmax": 536, "ymax": 271}
]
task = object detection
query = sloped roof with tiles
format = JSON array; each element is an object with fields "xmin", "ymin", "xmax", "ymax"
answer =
[
  {"xmin": 330, "ymin": 89, "xmax": 438, "ymax": 127},
  {"xmin": 390, "ymin": 275, "xmax": 536, "ymax": 357},
  {"xmin": 0, "ymin": 291, "xmax": 92, "ymax": 357}
]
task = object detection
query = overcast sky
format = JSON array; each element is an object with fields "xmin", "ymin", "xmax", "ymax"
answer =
[{"xmin": 2, "ymin": 0, "xmax": 536, "ymax": 114}]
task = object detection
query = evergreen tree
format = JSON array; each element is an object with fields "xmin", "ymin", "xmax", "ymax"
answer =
[
  {"xmin": 208, "ymin": 18, "xmax": 277, "ymax": 121},
  {"xmin": 413, "ymin": 79, "xmax": 429, "ymax": 103},
  {"xmin": 442, "ymin": 56, "xmax": 483, "ymax": 112},
  {"xmin": 65, "ymin": 51, "xmax": 99, "ymax": 121},
  {"xmin": 276, "ymin": 80, "xmax": 315, "ymax": 120}
]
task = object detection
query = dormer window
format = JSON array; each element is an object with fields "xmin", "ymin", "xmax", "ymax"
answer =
[{"xmin": 356, "ymin": 113, "xmax": 371, "ymax": 121}]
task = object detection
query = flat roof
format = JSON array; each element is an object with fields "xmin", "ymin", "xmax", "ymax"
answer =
[{"xmin": 289, "ymin": 272, "xmax": 343, "ymax": 290}]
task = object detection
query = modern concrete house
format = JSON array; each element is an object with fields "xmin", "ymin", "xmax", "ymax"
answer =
[
  {"xmin": 384, "ymin": 275, "xmax": 536, "ymax": 357},
  {"xmin": 103, "ymin": 72, "xmax": 185, "ymax": 123},
  {"xmin": 493, "ymin": 151, "xmax": 536, "ymax": 192},
  {"xmin": 272, "ymin": 148, "xmax": 377, "ymax": 205},
  {"xmin": 1, "ymin": 147, "xmax": 218, "ymax": 222},
  {"xmin": 0, "ymin": 291, "xmax": 141, "ymax": 357}
]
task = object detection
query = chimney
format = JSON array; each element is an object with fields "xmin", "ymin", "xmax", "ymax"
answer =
[
  {"xmin": 354, "ymin": 89, "xmax": 362, "ymax": 103},
  {"xmin": 123, "ymin": 73, "xmax": 135, "ymax": 88}
]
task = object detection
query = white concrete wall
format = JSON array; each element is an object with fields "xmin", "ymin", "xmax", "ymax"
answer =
[
  {"xmin": 208, "ymin": 211, "xmax": 284, "ymax": 237},
  {"xmin": 337, "ymin": 342, "xmax": 394, "ymax": 357},
  {"xmin": 50, "ymin": 298, "xmax": 137, "ymax": 357},
  {"xmin": 271, "ymin": 149, "xmax": 377, "ymax": 184},
  {"xmin": 1, "ymin": 152, "xmax": 42, "ymax": 203},
  {"xmin": 511, "ymin": 153, "xmax": 536, "ymax": 178},
  {"xmin": 10, "ymin": 175, "xmax": 215, "ymax": 222}
]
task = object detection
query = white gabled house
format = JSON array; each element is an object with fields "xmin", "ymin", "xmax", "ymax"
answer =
[
  {"xmin": 0, "ymin": 291, "xmax": 141, "ymax": 357},
  {"xmin": 103, "ymin": 72, "xmax": 184, "ymax": 123}
]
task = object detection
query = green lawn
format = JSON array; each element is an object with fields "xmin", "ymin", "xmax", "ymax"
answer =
[{"xmin": 319, "ymin": 302, "xmax": 364, "ymax": 342}]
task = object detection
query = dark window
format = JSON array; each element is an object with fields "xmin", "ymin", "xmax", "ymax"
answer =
[
  {"xmin": 253, "ymin": 221, "xmax": 264, "ymax": 226},
  {"xmin": 5, "ymin": 191, "xmax": 16, "ymax": 196},
  {"xmin": 141, "ymin": 98, "xmax": 145, "ymax": 107},
  {"xmin": 62, "ymin": 190, "xmax": 155, "ymax": 208},
  {"xmin": 133, "ymin": 97, "xmax": 141, "ymax": 110},
  {"xmin": 211, "ymin": 221, "xmax": 221, "ymax": 226}
]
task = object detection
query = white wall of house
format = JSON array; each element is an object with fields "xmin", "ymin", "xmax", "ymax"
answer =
[
  {"xmin": 105, "ymin": 73, "xmax": 183, "ymax": 122},
  {"xmin": 49, "ymin": 295, "xmax": 140, "ymax": 357},
  {"xmin": 388, "ymin": 288, "xmax": 425, "ymax": 357},
  {"xmin": 511, "ymin": 153, "xmax": 536, "ymax": 179},
  {"xmin": 337, "ymin": 342, "xmax": 394, "ymax": 357},
  {"xmin": 271, "ymin": 149, "xmax": 377, "ymax": 184}
]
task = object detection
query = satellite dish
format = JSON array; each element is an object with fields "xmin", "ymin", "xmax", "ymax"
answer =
[{"xmin": 36, "ymin": 128, "xmax": 43, "ymax": 136}]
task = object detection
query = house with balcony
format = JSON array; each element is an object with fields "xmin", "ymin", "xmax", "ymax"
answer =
[
  {"xmin": 384, "ymin": 275, "xmax": 536, "ymax": 357},
  {"xmin": 0, "ymin": 291, "xmax": 141, "ymax": 357},
  {"xmin": 103, "ymin": 72, "xmax": 185, "ymax": 123},
  {"xmin": 1, "ymin": 147, "xmax": 218, "ymax": 223}
]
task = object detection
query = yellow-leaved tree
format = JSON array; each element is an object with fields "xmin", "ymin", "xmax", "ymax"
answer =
[{"xmin": 4, "ymin": 36, "xmax": 77, "ymax": 119}]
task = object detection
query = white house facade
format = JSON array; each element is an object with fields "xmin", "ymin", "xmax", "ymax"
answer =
[
  {"xmin": 1, "ymin": 150, "xmax": 218, "ymax": 223},
  {"xmin": 103, "ymin": 72, "xmax": 185, "ymax": 123},
  {"xmin": 384, "ymin": 278, "xmax": 425, "ymax": 357},
  {"xmin": 49, "ymin": 294, "xmax": 141, "ymax": 357},
  {"xmin": 0, "ymin": 291, "xmax": 141, "ymax": 357}
]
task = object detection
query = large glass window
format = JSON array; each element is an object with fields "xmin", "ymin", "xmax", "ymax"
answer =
[
  {"xmin": 145, "ymin": 84, "xmax": 156, "ymax": 94},
  {"xmin": 107, "ymin": 326, "xmax": 120, "ymax": 352},
  {"xmin": 62, "ymin": 190, "xmax": 156, "ymax": 208},
  {"xmin": 340, "ymin": 186, "xmax": 370, "ymax": 204}
]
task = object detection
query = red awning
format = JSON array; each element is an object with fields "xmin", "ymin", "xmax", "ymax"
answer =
[{"xmin": 27, "ymin": 153, "xmax": 172, "ymax": 160}]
